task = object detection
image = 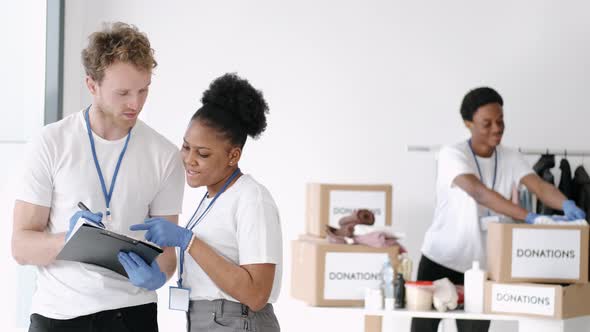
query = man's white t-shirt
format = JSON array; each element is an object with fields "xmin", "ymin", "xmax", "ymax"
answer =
[
  {"xmin": 182, "ymin": 174, "xmax": 283, "ymax": 303},
  {"xmin": 421, "ymin": 141, "xmax": 534, "ymax": 273},
  {"xmin": 17, "ymin": 110, "xmax": 185, "ymax": 319}
]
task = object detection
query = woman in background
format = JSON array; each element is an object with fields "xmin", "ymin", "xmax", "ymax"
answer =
[{"xmin": 413, "ymin": 87, "xmax": 585, "ymax": 332}]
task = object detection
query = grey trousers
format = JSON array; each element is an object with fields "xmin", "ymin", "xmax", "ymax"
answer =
[{"xmin": 187, "ymin": 299, "xmax": 280, "ymax": 332}]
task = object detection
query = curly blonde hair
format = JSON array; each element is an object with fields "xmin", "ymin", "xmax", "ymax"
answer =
[{"xmin": 82, "ymin": 22, "xmax": 157, "ymax": 83}]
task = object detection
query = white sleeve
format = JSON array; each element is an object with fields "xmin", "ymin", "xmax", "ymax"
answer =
[
  {"xmin": 437, "ymin": 146, "xmax": 476, "ymax": 189},
  {"xmin": 510, "ymin": 150, "xmax": 535, "ymax": 184},
  {"xmin": 16, "ymin": 131, "xmax": 54, "ymax": 207},
  {"xmin": 149, "ymin": 151, "xmax": 185, "ymax": 216},
  {"xmin": 236, "ymin": 198, "xmax": 282, "ymax": 265}
]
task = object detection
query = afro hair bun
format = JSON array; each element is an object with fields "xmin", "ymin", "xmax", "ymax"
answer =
[{"xmin": 201, "ymin": 73, "xmax": 269, "ymax": 138}]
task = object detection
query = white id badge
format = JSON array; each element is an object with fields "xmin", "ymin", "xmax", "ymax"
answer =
[
  {"xmin": 480, "ymin": 215, "xmax": 500, "ymax": 232},
  {"xmin": 169, "ymin": 286, "xmax": 190, "ymax": 311}
]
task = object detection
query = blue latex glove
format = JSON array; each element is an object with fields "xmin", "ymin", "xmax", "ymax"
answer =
[
  {"xmin": 562, "ymin": 200, "xmax": 586, "ymax": 220},
  {"xmin": 117, "ymin": 251, "xmax": 166, "ymax": 291},
  {"xmin": 524, "ymin": 213, "xmax": 538, "ymax": 224},
  {"xmin": 130, "ymin": 217, "xmax": 194, "ymax": 251},
  {"xmin": 525, "ymin": 213, "xmax": 569, "ymax": 224},
  {"xmin": 66, "ymin": 210, "xmax": 104, "ymax": 241}
]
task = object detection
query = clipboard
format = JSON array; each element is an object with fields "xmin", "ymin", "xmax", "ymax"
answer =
[{"xmin": 56, "ymin": 222, "xmax": 163, "ymax": 278}]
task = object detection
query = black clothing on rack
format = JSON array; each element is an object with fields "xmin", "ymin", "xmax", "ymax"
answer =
[
  {"xmin": 533, "ymin": 154, "xmax": 557, "ymax": 214},
  {"xmin": 573, "ymin": 165, "xmax": 590, "ymax": 220},
  {"xmin": 559, "ymin": 158, "xmax": 574, "ymax": 199}
]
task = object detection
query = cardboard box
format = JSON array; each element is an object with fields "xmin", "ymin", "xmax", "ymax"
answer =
[
  {"xmin": 484, "ymin": 281, "xmax": 590, "ymax": 319},
  {"xmin": 291, "ymin": 236, "xmax": 399, "ymax": 307},
  {"xmin": 487, "ymin": 222, "xmax": 589, "ymax": 284},
  {"xmin": 305, "ymin": 183, "xmax": 393, "ymax": 237}
]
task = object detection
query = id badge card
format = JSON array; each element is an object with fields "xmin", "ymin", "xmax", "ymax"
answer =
[
  {"xmin": 480, "ymin": 215, "xmax": 500, "ymax": 232},
  {"xmin": 169, "ymin": 286, "xmax": 190, "ymax": 311}
]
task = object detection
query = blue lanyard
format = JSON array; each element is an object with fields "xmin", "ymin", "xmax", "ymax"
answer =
[
  {"xmin": 468, "ymin": 139, "xmax": 498, "ymax": 216},
  {"xmin": 178, "ymin": 167, "xmax": 241, "ymax": 288},
  {"xmin": 84, "ymin": 106, "xmax": 132, "ymax": 221},
  {"xmin": 467, "ymin": 139, "xmax": 498, "ymax": 190}
]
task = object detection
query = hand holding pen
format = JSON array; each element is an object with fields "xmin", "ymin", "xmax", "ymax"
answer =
[
  {"xmin": 65, "ymin": 202, "xmax": 105, "ymax": 242},
  {"xmin": 77, "ymin": 202, "xmax": 106, "ymax": 229}
]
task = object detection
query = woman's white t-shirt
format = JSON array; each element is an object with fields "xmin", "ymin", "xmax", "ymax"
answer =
[
  {"xmin": 183, "ymin": 174, "xmax": 283, "ymax": 302},
  {"xmin": 421, "ymin": 141, "xmax": 534, "ymax": 272}
]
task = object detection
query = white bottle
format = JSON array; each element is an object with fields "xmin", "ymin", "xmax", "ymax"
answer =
[
  {"xmin": 464, "ymin": 261, "xmax": 486, "ymax": 313},
  {"xmin": 381, "ymin": 259, "xmax": 395, "ymax": 310},
  {"xmin": 364, "ymin": 287, "xmax": 383, "ymax": 310}
]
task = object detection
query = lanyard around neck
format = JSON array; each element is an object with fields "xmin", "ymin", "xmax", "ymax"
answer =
[
  {"xmin": 468, "ymin": 139, "xmax": 497, "ymax": 191},
  {"xmin": 84, "ymin": 106, "xmax": 132, "ymax": 221},
  {"xmin": 177, "ymin": 167, "xmax": 242, "ymax": 288},
  {"xmin": 468, "ymin": 139, "xmax": 498, "ymax": 217}
]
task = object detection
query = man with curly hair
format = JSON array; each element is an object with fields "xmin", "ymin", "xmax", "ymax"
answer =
[{"xmin": 12, "ymin": 22, "xmax": 184, "ymax": 331}]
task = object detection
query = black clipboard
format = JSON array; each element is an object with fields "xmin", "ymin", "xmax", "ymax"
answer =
[{"xmin": 56, "ymin": 223, "xmax": 163, "ymax": 278}]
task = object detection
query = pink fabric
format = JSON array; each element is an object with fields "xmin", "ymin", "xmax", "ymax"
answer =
[
  {"xmin": 325, "ymin": 227, "xmax": 406, "ymax": 252},
  {"xmin": 325, "ymin": 209, "xmax": 405, "ymax": 251},
  {"xmin": 354, "ymin": 232, "xmax": 405, "ymax": 251},
  {"xmin": 331, "ymin": 209, "xmax": 375, "ymax": 237}
]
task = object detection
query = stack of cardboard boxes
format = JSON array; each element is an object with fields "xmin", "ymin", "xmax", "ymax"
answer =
[
  {"xmin": 484, "ymin": 222, "xmax": 590, "ymax": 319},
  {"xmin": 291, "ymin": 183, "xmax": 399, "ymax": 306}
]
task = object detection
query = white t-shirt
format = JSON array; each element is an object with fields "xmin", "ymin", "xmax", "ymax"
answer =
[
  {"xmin": 421, "ymin": 141, "xmax": 533, "ymax": 273},
  {"xmin": 17, "ymin": 110, "xmax": 185, "ymax": 319},
  {"xmin": 182, "ymin": 174, "xmax": 283, "ymax": 303}
]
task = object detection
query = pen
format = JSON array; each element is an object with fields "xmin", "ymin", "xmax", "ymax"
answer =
[
  {"xmin": 78, "ymin": 201, "xmax": 90, "ymax": 212},
  {"xmin": 77, "ymin": 201, "xmax": 105, "ymax": 228}
]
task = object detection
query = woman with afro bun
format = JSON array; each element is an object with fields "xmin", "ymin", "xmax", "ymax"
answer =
[{"xmin": 131, "ymin": 73, "xmax": 282, "ymax": 331}]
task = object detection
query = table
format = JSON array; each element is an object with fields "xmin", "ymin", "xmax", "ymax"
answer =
[{"xmin": 363, "ymin": 308, "xmax": 590, "ymax": 332}]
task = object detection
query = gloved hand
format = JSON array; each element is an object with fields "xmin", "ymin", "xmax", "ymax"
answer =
[
  {"xmin": 524, "ymin": 213, "xmax": 538, "ymax": 224},
  {"xmin": 118, "ymin": 251, "xmax": 166, "ymax": 291},
  {"xmin": 562, "ymin": 200, "xmax": 586, "ymax": 220},
  {"xmin": 66, "ymin": 210, "xmax": 104, "ymax": 241},
  {"xmin": 130, "ymin": 217, "xmax": 194, "ymax": 251},
  {"xmin": 525, "ymin": 213, "xmax": 569, "ymax": 224}
]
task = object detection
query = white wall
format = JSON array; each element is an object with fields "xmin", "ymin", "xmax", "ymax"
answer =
[
  {"xmin": 58, "ymin": 1, "xmax": 590, "ymax": 331},
  {"xmin": 0, "ymin": 1, "xmax": 46, "ymax": 331},
  {"xmin": 0, "ymin": 3, "xmax": 45, "ymax": 143}
]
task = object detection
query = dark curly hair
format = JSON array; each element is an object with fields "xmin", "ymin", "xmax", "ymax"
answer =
[
  {"xmin": 192, "ymin": 73, "xmax": 269, "ymax": 148},
  {"xmin": 460, "ymin": 87, "xmax": 503, "ymax": 121}
]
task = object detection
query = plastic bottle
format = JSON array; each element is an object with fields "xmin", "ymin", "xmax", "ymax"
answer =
[
  {"xmin": 364, "ymin": 287, "xmax": 383, "ymax": 310},
  {"xmin": 381, "ymin": 259, "xmax": 395, "ymax": 310},
  {"xmin": 399, "ymin": 253, "xmax": 413, "ymax": 281},
  {"xmin": 464, "ymin": 261, "xmax": 486, "ymax": 313},
  {"xmin": 394, "ymin": 272, "xmax": 406, "ymax": 309}
]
